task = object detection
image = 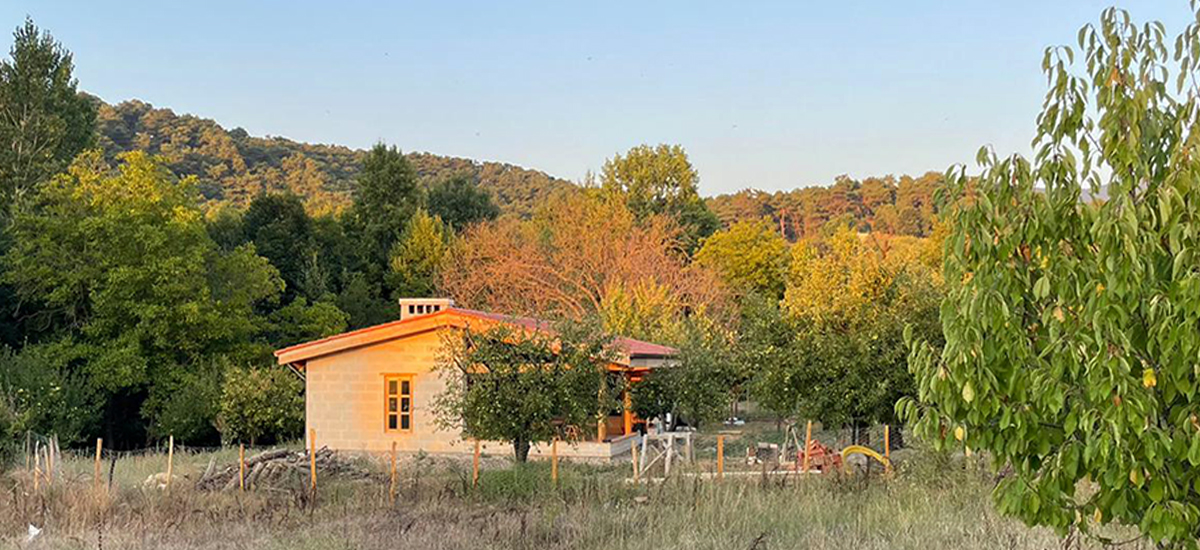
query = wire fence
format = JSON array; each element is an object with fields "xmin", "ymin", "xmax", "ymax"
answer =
[{"xmin": 16, "ymin": 419, "xmax": 908, "ymax": 493}]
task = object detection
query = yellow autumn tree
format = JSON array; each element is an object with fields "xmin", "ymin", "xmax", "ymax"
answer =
[
  {"xmin": 694, "ymin": 217, "xmax": 789, "ymax": 299},
  {"xmin": 783, "ymin": 226, "xmax": 892, "ymax": 327}
]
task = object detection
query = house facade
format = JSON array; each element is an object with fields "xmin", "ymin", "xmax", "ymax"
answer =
[{"xmin": 274, "ymin": 299, "xmax": 676, "ymax": 460}]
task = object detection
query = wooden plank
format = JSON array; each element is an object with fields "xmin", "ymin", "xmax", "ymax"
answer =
[
  {"xmin": 309, "ymin": 428, "xmax": 317, "ymax": 494},
  {"xmin": 802, "ymin": 420, "xmax": 813, "ymax": 473},
  {"xmin": 884, "ymin": 425, "xmax": 892, "ymax": 475},
  {"xmin": 472, "ymin": 440, "xmax": 481, "ymax": 488},
  {"xmin": 551, "ymin": 438, "xmax": 559, "ymax": 486},
  {"xmin": 33, "ymin": 445, "xmax": 40, "ymax": 493},
  {"xmin": 664, "ymin": 436, "xmax": 672, "ymax": 477},
  {"xmin": 94, "ymin": 438, "xmax": 103, "ymax": 491},
  {"xmin": 622, "ymin": 377, "xmax": 633, "ymax": 435},
  {"xmin": 239, "ymin": 444, "xmax": 246, "ymax": 492},
  {"xmin": 389, "ymin": 441, "xmax": 398, "ymax": 504},
  {"xmin": 631, "ymin": 440, "xmax": 640, "ymax": 482}
]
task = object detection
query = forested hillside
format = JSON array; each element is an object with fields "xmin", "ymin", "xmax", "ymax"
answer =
[
  {"xmin": 96, "ymin": 99, "xmax": 943, "ymax": 234},
  {"xmin": 706, "ymin": 172, "xmax": 942, "ymax": 239},
  {"xmin": 95, "ymin": 100, "xmax": 575, "ymax": 217}
]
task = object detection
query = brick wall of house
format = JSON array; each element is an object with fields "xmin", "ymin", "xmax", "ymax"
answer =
[
  {"xmin": 304, "ymin": 329, "xmax": 477, "ymax": 454},
  {"xmin": 302, "ymin": 325, "xmax": 636, "ymax": 460}
]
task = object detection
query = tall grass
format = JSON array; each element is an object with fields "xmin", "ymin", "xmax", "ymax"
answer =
[{"xmin": 0, "ymin": 446, "xmax": 1135, "ymax": 550}]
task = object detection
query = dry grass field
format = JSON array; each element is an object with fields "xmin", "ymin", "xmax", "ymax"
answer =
[{"xmin": 0, "ymin": 430, "xmax": 1136, "ymax": 550}]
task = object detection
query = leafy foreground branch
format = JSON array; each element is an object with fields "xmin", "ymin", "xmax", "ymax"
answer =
[{"xmin": 903, "ymin": 5, "xmax": 1200, "ymax": 547}]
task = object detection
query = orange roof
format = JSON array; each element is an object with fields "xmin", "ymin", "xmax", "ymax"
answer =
[{"xmin": 274, "ymin": 307, "xmax": 677, "ymax": 366}]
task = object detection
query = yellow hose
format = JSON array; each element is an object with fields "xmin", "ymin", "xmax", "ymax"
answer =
[{"xmin": 840, "ymin": 445, "xmax": 890, "ymax": 468}]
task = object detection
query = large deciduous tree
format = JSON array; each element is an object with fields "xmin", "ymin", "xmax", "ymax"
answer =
[
  {"xmin": 903, "ymin": 7, "xmax": 1200, "ymax": 545},
  {"xmin": 600, "ymin": 144, "xmax": 720, "ymax": 252},
  {"xmin": 694, "ymin": 217, "xmax": 790, "ymax": 299},
  {"xmin": 433, "ymin": 322, "xmax": 615, "ymax": 462},
  {"xmin": 441, "ymin": 190, "xmax": 730, "ymax": 340},
  {"xmin": 218, "ymin": 365, "xmax": 304, "ymax": 446},
  {"xmin": 3, "ymin": 151, "xmax": 282, "ymax": 444},
  {"xmin": 757, "ymin": 226, "xmax": 941, "ymax": 432},
  {"xmin": 243, "ymin": 192, "xmax": 314, "ymax": 301},
  {"xmin": 426, "ymin": 174, "xmax": 500, "ymax": 231},
  {"xmin": 630, "ymin": 318, "xmax": 740, "ymax": 430}
]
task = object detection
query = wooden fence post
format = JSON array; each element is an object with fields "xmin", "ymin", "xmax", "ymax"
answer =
[
  {"xmin": 716, "ymin": 435, "xmax": 725, "ymax": 480},
  {"xmin": 884, "ymin": 425, "xmax": 892, "ymax": 475},
  {"xmin": 309, "ymin": 428, "xmax": 317, "ymax": 494},
  {"xmin": 664, "ymin": 437, "xmax": 672, "ymax": 478},
  {"xmin": 551, "ymin": 438, "xmax": 559, "ymax": 487},
  {"xmin": 389, "ymin": 441, "xmax": 397, "ymax": 505},
  {"xmin": 239, "ymin": 444, "xmax": 246, "ymax": 492},
  {"xmin": 472, "ymin": 440, "xmax": 481, "ymax": 488},
  {"xmin": 631, "ymin": 440, "xmax": 639, "ymax": 482},
  {"xmin": 94, "ymin": 438, "xmax": 103, "ymax": 491},
  {"xmin": 32, "ymin": 444, "xmax": 40, "ymax": 493},
  {"xmin": 165, "ymin": 435, "xmax": 174, "ymax": 491},
  {"xmin": 47, "ymin": 438, "xmax": 54, "ymax": 486},
  {"xmin": 802, "ymin": 420, "xmax": 813, "ymax": 473}
]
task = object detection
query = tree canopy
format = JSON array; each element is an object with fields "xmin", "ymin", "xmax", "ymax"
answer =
[
  {"xmin": 426, "ymin": 173, "xmax": 501, "ymax": 230},
  {"xmin": 601, "ymin": 144, "xmax": 720, "ymax": 252},
  {"xmin": 695, "ymin": 217, "xmax": 790, "ymax": 299},
  {"xmin": 441, "ymin": 189, "xmax": 730, "ymax": 342},
  {"xmin": 433, "ymin": 322, "xmax": 615, "ymax": 462},
  {"xmin": 3, "ymin": 151, "xmax": 282, "ymax": 442}
]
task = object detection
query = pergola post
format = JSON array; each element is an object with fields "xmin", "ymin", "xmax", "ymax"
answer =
[{"xmin": 622, "ymin": 372, "xmax": 633, "ymax": 436}]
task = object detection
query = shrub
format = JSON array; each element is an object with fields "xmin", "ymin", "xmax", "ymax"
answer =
[{"xmin": 217, "ymin": 366, "xmax": 304, "ymax": 445}]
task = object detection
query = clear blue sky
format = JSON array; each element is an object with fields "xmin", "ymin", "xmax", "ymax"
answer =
[{"xmin": 2, "ymin": 1, "xmax": 1195, "ymax": 196}]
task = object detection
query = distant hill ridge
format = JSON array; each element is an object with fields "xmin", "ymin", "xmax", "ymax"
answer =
[{"xmin": 95, "ymin": 99, "xmax": 575, "ymax": 217}]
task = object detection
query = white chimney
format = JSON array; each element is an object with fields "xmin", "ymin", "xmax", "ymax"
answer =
[{"xmin": 398, "ymin": 298, "xmax": 455, "ymax": 320}]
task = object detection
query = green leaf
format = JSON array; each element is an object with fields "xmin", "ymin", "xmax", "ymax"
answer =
[{"xmin": 1034, "ymin": 276, "xmax": 1051, "ymax": 299}]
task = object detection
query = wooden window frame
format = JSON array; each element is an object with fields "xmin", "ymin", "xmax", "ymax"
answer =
[{"xmin": 383, "ymin": 374, "xmax": 414, "ymax": 433}]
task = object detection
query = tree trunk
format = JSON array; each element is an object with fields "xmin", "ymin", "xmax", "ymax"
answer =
[{"xmin": 513, "ymin": 437, "xmax": 531, "ymax": 463}]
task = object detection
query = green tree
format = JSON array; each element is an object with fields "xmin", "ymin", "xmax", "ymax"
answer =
[
  {"xmin": 757, "ymin": 228, "xmax": 941, "ymax": 433},
  {"xmin": 427, "ymin": 173, "xmax": 500, "ymax": 231},
  {"xmin": 0, "ymin": 342, "xmax": 99, "ymax": 446},
  {"xmin": 335, "ymin": 271, "xmax": 394, "ymax": 329},
  {"xmin": 243, "ymin": 193, "xmax": 315, "ymax": 301},
  {"xmin": 388, "ymin": 209, "xmax": 449, "ymax": 299},
  {"xmin": 0, "ymin": 18, "xmax": 96, "ymax": 211},
  {"xmin": 434, "ymin": 322, "xmax": 615, "ymax": 462},
  {"xmin": 351, "ymin": 142, "xmax": 421, "ymax": 276},
  {"xmin": 631, "ymin": 319, "xmax": 738, "ymax": 430},
  {"xmin": 3, "ymin": 151, "xmax": 281, "ymax": 445},
  {"xmin": 903, "ymin": 7, "xmax": 1200, "ymax": 545},
  {"xmin": 266, "ymin": 297, "xmax": 349, "ymax": 347},
  {"xmin": 218, "ymin": 366, "xmax": 304, "ymax": 445},
  {"xmin": 600, "ymin": 144, "xmax": 719, "ymax": 251},
  {"xmin": 695, "ymin": 218, "xmax": 790, "ymax": 299}
]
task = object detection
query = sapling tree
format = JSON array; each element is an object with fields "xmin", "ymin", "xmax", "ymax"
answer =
[
  {"xmin": 902, "ymin": 6, "xmax": 1200, "ymax": 546},
  {"xmin": 434, "ymin": 321, "xmax": 616, "ymax": 462}
]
